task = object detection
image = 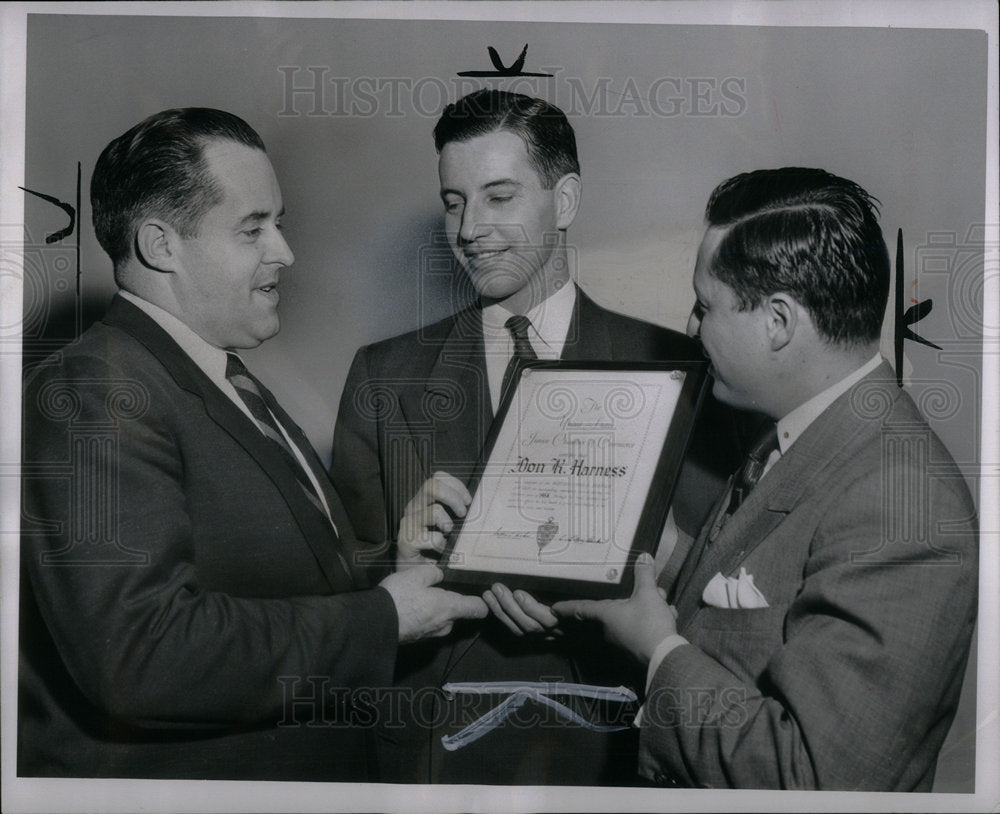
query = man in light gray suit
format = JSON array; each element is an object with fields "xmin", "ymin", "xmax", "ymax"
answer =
[{"xmin": 550, "ymin": 167, "xmax": 978, "ymax": 790}]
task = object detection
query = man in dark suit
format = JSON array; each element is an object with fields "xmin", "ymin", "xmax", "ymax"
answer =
[
  {"xmin": 331, "ymin": 90, "xmax": 742, "ymax": 784},
  {"xmin": 553, "ymin": 168, "xmax": 978, "ymax": 790},
  {"xmin": 18, "ymin": 108, "xmax": 486, "ymax": 781}
]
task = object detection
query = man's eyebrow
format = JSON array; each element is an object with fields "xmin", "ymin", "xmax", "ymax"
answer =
[
  {"xmin": 483, "ymin": 179, "xmax": 520, "ymax": 191},
  {"xmin": 440, "ymin": 179, "xmax": 522, "ymax": 199},
  {"xmin": 236, "ymin": 207, "xmax": 284, "ymax": 226}
]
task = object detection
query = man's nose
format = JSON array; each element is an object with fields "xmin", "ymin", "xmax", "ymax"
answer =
[
  {"xmin": 457, "ymin": 204, "xmax": 490, "ymax": 244},
  {"xmin": 267, "ymin": 229, "xmax": 295, "ymax": 267}
]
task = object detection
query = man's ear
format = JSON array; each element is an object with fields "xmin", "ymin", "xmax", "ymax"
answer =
[
  {"xmin": 764, "ymin": 292, "xmax": 799, "ymax": 351},
  {"xmin": 135, "ymin": 219, "xmax": 181, "ymax": 273},
  {"xmin": 553, "ymin": 173, "xmax": 582, "ymax": 230}
]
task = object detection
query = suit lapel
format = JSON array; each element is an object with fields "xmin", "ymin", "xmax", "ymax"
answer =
[
  {"xmin": 258, "ymin": 387, "xmax": 362, "ymax": 591},
  {"xmin": 402, "ymin": 306, "xmax": 493, "ymax": 479},
  {"xmin": 413, "ymin": 291, "xmax": 608, "ymax": 470},
  {"xmin": 667, "ymin": 479, "xmax": 731, "ymax": 600},
  {"xmin": 561, "ymin": 291, "xmax": 614, "ymax": 361},
  {"xmin": 422, "ymin": 291, "xmax": 612, "ymax": 471},
  {"xmin": 673, "ymin": 476, "xmax": 787, "ymax": 622},
  {"xmin": 104, "ymin": 295, "xmax": 356, "ymax": 593},
  {"xmin": 673, "ymin": 363, "xmax": 901, "ymax": 622}
]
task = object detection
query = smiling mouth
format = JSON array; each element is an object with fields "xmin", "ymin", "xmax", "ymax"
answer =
[
  {"xmin": 255, "ymin": 284, "xmax": 279, "ymax": 303},
  {"xmin": 465, "ymin": 249, "xmax": 508, "ymax": 262}
]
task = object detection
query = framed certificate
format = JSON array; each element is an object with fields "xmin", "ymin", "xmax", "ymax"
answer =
[{"xmin": 442, "ymin": 361, "xmax": 709, "ymax": 599}]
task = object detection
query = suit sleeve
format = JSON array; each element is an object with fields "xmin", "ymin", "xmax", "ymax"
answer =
[
  {"xmin": 638, "ymin": 465, "xmax": 977, "ymax": 790},
  {"xmin": 22, "ymin": 354, "xmax": 399, "ymax": 728}
]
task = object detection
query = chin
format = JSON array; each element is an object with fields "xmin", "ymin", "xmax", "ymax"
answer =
[
  {"xmin": 478, "ymin": 284, "xmax": 524, "ymax": 302},
  {"xmin": 251, "ymin": 320, "xmax": 281, "ymax": 345},
  {"xmin": 471, "ymin": 275, "xmax": 526, "ymax": 302}
]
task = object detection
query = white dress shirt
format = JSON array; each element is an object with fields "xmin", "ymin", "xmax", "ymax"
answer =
[{"xmin": 481, "ymin": 280, "xmax": 577, "ymax": 415}]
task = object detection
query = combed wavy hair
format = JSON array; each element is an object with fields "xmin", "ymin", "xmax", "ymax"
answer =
[
  {"xmin": 705, "ymin": 167, "xmax": 889, "ymax": 345},
  {"xmin": 92, "ymin": 108, "xmax": 265, "ymax": 268},
  {"xmin": 433, "ymin": 89, "xmax": 579, "ymax": 188}
]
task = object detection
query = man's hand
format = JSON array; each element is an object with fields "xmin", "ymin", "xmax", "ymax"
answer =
[
  {"xmin": 379, "ymin": 565, "xmax": 487, "ymax": 643},
  {"xmin": 396, "ymin": 472, "xmax": 471, "ymax": 569},
  {"xmin": 483, "ymin": 584, "xmax": 560, "ymax": 637},
  {"xmin": 552, "ymin": 553, "xmax": 675, "ymax": 664}
]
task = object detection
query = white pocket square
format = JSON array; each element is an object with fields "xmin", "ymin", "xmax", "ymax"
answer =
[{"xmin": 702, "ymin": 567, "xmax": 770, "ymax": 609}]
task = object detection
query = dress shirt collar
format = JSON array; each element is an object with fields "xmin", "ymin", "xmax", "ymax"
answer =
[
  {"xmin": 776, "ymin": 354, "xmax": 883, "ymax": 454},
  {"xmin": 481, "ymin": 280, "xmax": 577, "ymax": 362},
  {"xmin": 480, "ymin": 281, "xmax": 577, "ymax": 415},
  {"xmin": 119, "ymin": 290, "xmax": 232, "ymax": 387},
  {"xmin": 117, "ymin": 290, "xmax": 257, "ymax": 425}
]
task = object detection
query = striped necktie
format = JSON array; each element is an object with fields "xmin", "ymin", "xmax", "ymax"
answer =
[
  {"xmin": 500, "ymin": 314, "xmax": 538, "ymax": 402},
  {"xmin": 726, "ymin": 421, "xmax": 779, "ymax": 514},
  {"xmin": 225, "ymin": 353, "xmax": 328, "ymax": 519}
]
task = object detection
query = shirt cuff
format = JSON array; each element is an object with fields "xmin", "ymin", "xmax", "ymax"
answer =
[
  {"xmin": 645, "ymin": 634, "xmax": 689, "ymax": 691},
  {"xmin": 633, "ymin": 634, "xmax": 689, "ymax": 729}
]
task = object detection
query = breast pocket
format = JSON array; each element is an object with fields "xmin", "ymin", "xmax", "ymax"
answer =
[{"xmin": 687, "ymin": 604, "xmax": 790, "ymax": 684}]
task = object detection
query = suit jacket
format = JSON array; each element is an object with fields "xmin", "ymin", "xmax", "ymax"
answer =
[
  {"xmin": 19, "ymin": 295, "xmax": 398, "ymax": 781},
  {"xmin": 331, "ymin": 290, "xmax": 744, "ymax": 784},
  {"xmin": 639, "ymin": 362, "xmax": 978, "ymax": 790}
]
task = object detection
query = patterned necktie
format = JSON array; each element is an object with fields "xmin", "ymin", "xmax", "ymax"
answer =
[
  {"xmin": 727, "ymin": 421, "xmax": 780, "ymax": 514},
  {"xmin": 225, "ymin": 353, "xmax": 328, "ymax": 518},
  {"xmin": 499, "ymin": 314, "xmax": 538, "ymax": 402}
]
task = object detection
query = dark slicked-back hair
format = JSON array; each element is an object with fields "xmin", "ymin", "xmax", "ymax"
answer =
[
  {"xmin": 705, "ymin": 167, "xmax": 889, "ymax": 345},
  {"xmin": 91, "ymin": 108, "xmax": 266, "ymax": 268},
  {"xmin": 433, "ymin": 89, "xmax": 579, "ymax": 188}
]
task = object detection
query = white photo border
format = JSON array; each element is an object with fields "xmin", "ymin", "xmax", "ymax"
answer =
[{"xmin": 2, "ymin": 2, "xmax": 996, "ymax": 812}]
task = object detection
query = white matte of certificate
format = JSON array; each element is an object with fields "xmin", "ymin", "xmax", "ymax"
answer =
[{"xmin": 444, "ymin": 365, "xmax": 693, "ymax": 593}]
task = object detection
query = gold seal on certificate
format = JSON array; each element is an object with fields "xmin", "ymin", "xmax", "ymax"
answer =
[{"xmin": 442, "ymin": 361, "xmax": 708, "ymax": 598}]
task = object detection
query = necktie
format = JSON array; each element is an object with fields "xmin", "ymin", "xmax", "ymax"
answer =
[
  {"xmin": 727, "ymin": 421, "xmax": 780, "ymax": 514},
  {"xmin": 225, "ymin": 353, "xmax": 327, "ymax": 518},
  {"xmin": 499, "ymin": 315, "xmax": 538, "ymax": 402},
  {"xmin": 673, "ymin": 423, "xmax": 779, "ymax": 604}
]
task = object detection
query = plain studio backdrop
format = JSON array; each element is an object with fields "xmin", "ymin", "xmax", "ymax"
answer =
[{"xmin": 17, "ymin": 11, "xmax": 988, "ymax": 793}]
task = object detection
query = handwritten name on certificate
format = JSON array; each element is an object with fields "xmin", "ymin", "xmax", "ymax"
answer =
[{"xmin": 447, "ymin": 367, "xmax": 686, "ymax": 586}]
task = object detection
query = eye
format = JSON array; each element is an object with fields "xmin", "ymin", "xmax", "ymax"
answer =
[
  {"xmin": 489, "ymin": 195, "xmax": 513, "ymax": 205},
  {"xmin": 242, "ymin": 227, "xmax": 263, "ymax": 239},
  {"xmin": 443, "ymin": 199, "xmax": 464, "ymax": 214}
]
